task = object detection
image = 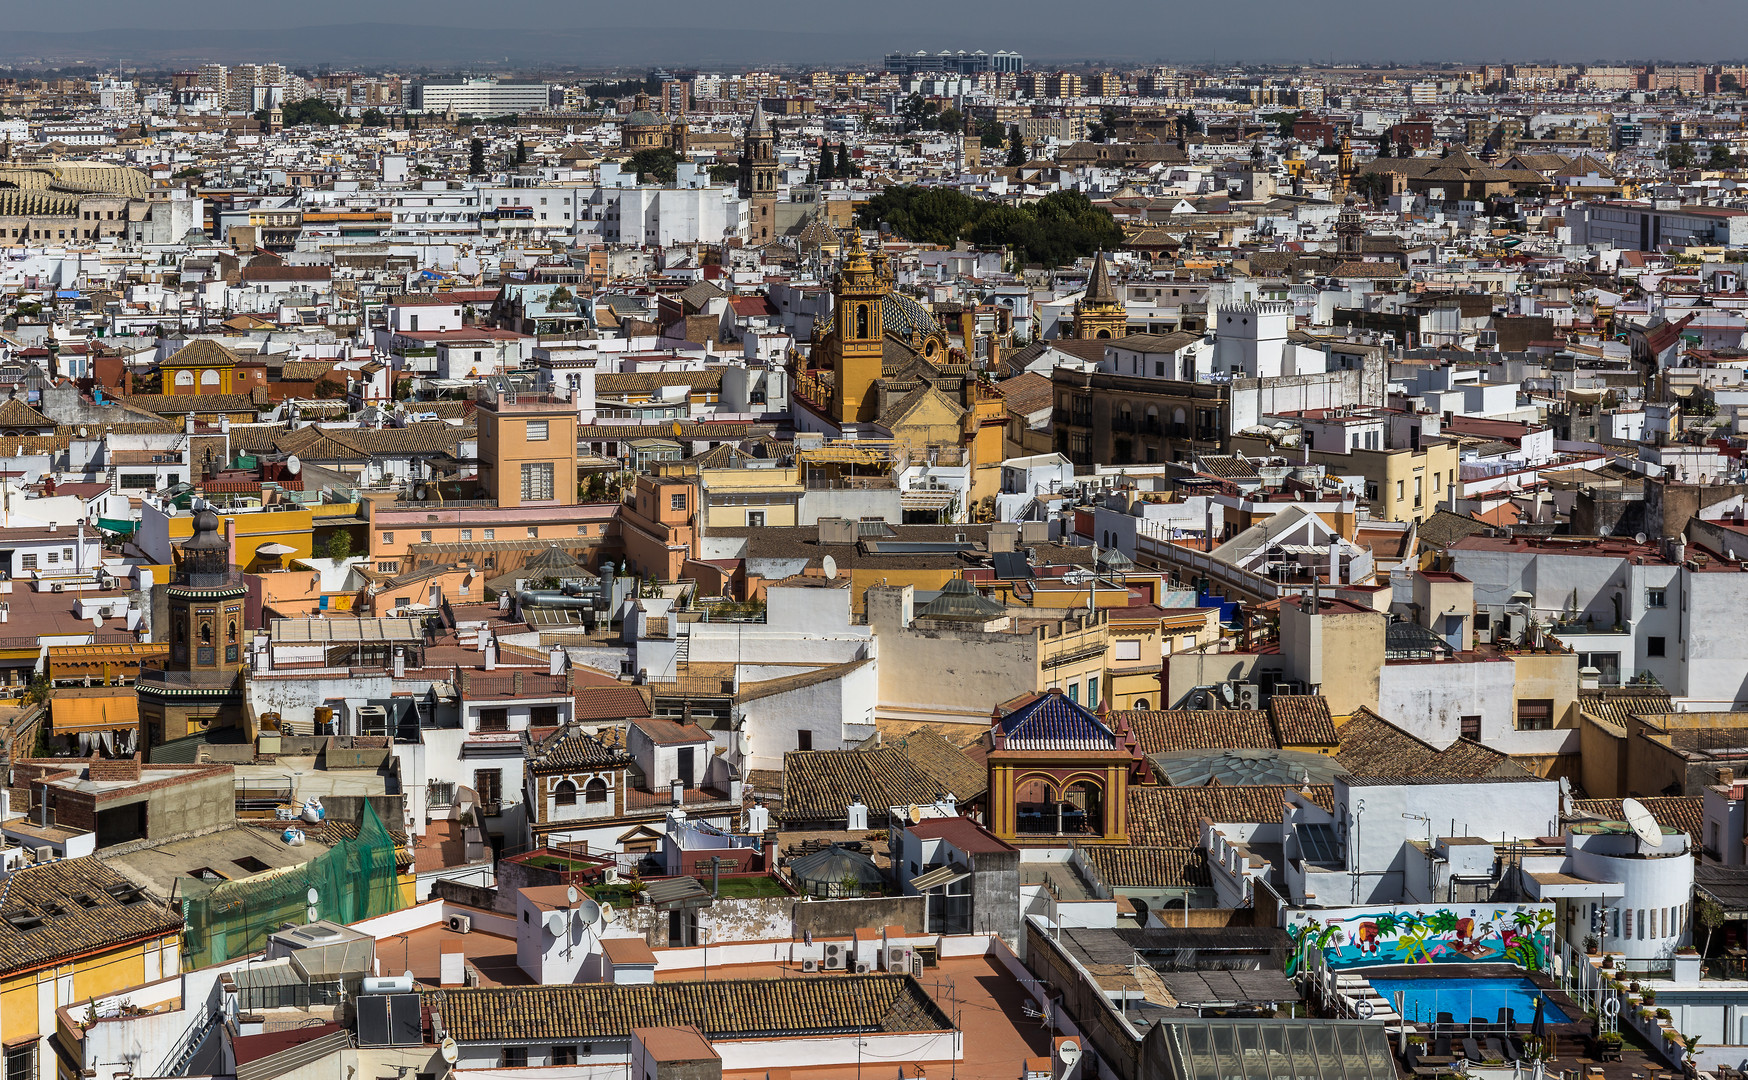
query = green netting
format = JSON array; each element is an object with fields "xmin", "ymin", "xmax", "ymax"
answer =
[{"xmin": 179, "ymin": 803, "xmax": 404, "ymax": 969}]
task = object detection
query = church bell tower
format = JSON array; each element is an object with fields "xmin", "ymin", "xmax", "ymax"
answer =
[{"xmin": 832, "ymin": 230, "xmax": 885, "ymax": 425}]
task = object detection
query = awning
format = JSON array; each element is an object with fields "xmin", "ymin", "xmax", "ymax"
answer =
[
  {"xmin": 644, "ymin": 876, "xmax": 713, "ymax": 909},
  {"xmin": 900, "ymin": 491, "xmax": 958, "ymax": 509},
  {"xmin": 256, "ymin": 543, "xmax": 297, "ymax": 556},
  {"xmin": 97, "ymin": 517, "xmax": 137, "ymax": 534},
  {"xmin": 51, "ymin": 693, "xmax": 140, "ymax": 734},
  {"xmin": 910, "ymin": 862, "xmax": 971, "ymax": 891}
]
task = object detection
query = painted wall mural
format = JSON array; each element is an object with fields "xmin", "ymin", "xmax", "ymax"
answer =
[{"xmin": 1284, "ymin": 904, "xmax": 1555, "ymax": 975}]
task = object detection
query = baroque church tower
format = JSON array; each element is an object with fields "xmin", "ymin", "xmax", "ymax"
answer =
[
  {"xmin": 1072, "ymin": 251, "xmax": 1127, "ymax": 340},
  {"xmin": 738, "ymin": 101, "xmax": 777, "ymax": 245},
  {"xmin": 832, "ymin": 230, "xmax": 887, "ymax": 424}
]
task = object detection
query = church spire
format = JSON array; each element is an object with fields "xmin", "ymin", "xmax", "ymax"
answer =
[{"xmin": 1085, "ymin": 250, "xmax": 1118, "ymax": 306}]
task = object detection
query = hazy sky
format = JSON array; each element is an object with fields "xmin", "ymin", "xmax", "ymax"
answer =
[{"xmin": 9, "ymin": 0, "xmax": 1748, "ymax": 64}]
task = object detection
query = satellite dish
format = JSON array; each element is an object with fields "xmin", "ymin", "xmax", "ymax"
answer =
[
  {"xmin": 1058, "ymin": 1040, "xmax": 1082, "ymax": 1069},
  {"xmin": 1220, "ymin": 681, "xmax": 1236, "ymax": 705},
  {"xmin": 1622, "ymin": 797, "xmax": 1664, "ymax": 849},
  {"xmin": 1597, "ymin": 524, "xmax": 1611, "ymax": 538},
  {"xmin": 566, "ymin": 885, "xmax": 579, "ymax": 905},
  {"xmin": 544, "ymin": 911, "xmax": 568, "ymax": 936},
  {"xmin": 285, "ymin": 454, "xmax": 301, "ymax": 475},
  {"xmin": 907, "ymin": 804, "xmax": 923, "ymax": 824},
  {"xmin": 306, "ymin": 887, "xmax": 320, "ymax": 905},
  {"xmin": 1635, "ymin": 533, "xmax": 1648, "ymax": 545},
  {"xmin": 822, "ymin": 554, "xmax": 838, "ymax": 581},
  {"xmin": 91, "ymin": 614, "xmax": 103, "ymax": 629},
  {"xmin": 574, "ymin": 898, "xmax": 602, "ymax": 927},
  {"xmin": 440, "ymin": 1039, "xmax": 459, "ymax": 1065},
  {"xmin": 600, "ymin": 903, "xmax": 615, "ymax": 924}
]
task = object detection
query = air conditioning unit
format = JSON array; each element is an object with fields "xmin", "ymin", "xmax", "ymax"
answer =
[
  {"xmin": 822, "ymin": 943, "xmax": 847, "ymax": 970},
  {"xmin": 52, "ymin": 582, "xmax": 64, "ymax": 593},
  {"xmin": 32, "ymin": 845, "xmax": 55, "ymax": 864},
  {"xmin": 100, "ymin": 575, "xmax": 117, "ymax": 590},
  {"xmin": 602, "ymin": 867, "xmax": 621, "ymax": 885},
  {"xmin": 447, "ymin": 915, "xmax": 472, "ymax": 934},
  {"xmin": 853, "ymin": 960, "xmax": 873, "ymax": 975},
  {"xmin": 1232, "ymin": 682, "xmax": 1261, "ymax": 710},
  {"xmin": 801, "ymin": 958, "xmax": 820, "ymax": 973},
  {"xmin": 884, "ymin": 947, "xmax": 911, "ymax": 974}
]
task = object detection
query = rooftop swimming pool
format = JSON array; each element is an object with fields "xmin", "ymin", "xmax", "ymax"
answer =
[{"xmin": 1366, "ymin": 977, "xmax": 1570, "ymax": 1026}]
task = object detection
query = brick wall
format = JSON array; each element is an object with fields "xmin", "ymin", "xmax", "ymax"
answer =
[
  {"xmin": 87, "ymin": 754, "xmax": 143, "ymax": 782},
  {"xmin": 51, "ymin": 789, "xmax": 97, "ymax": 831}
]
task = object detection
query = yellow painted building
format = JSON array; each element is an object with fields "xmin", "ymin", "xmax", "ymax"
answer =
[
  {"xmin": 698, "ymin": 465, "xmax": 802, "ymax": 529},
  {"xmin": 1, "ymin": 858, "xmax": 183, "ymax": 1080},
  {"xmin": 156, "ymin": 338, "xmax": 266, "ymax": 397},
  {"xmin": 144, "ymin": 503, "xmax": 315, "ymax": 573}
]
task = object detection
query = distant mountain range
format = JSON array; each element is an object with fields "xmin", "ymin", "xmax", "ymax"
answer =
[{"xmin": 0, "ymin": 24, "xmax": 898, "ymax": 70}]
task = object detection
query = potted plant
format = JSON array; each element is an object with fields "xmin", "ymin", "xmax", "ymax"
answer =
[
  {"xmin": 1657, "ymin": 1008, "xmax": 1673, "ymax": 1021},
  {"xmin": 1601, "ymin": 954, "xmax": 1617, "ymax": 970},
  {"xmin": 1585, "ymin": 935, "xmax": 1600, "ymax": 955},
  {"xmin": 1407, "ymin": 1035, "xmax": 1428, "ymax": 1050},
  {"xmin": 1643, "ymin": 987, "xmax": 1658, "ymax": 1005},
  {"xmin": 1629, "ymin": 979, "xmax": 1642, "ymax": 993}
]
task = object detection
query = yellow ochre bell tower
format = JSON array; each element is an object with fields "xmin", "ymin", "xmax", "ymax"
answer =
[{"xmin": 832, "ymin": 230, "xmax": 886, "ymax": 424}]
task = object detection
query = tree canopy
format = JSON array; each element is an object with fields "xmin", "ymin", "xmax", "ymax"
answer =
[
  {"xmin": 624, "ymin": 147, "xmax": 678, "ymax": 184},
  {"xmin": 274, "ymin": 98, "xmax": 345, "ymax": 127},
  {"xmin": 856, "ymin": 186, "xmax": 1123, "ymax": 268},
  {"xmin": 359, "ymin": 108, "xmax": 387, "ymax": 127}
]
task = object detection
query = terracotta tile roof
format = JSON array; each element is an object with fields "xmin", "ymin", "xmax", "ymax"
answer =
[
  {"xmin": 573, "ymin": 685, "xmax": 653, "ymax": 722},
  {"xmin": 1577, "ymin": 687, "xmax": 1676, "ymax": 727},
  {"xmin": 0, "ymin": 397, "xmax": 53, "ymax": 428},
  {"xmin": 162, "ymin": 338, "xmax": 249, "ymax": 368},
  {"xmin": 1120, "ymin": 709, "xmax": 1276, "ymax": 755},
  {"xmin": 893, "ymin": 729, "xmax": 988, "ymax": 803},
  {"xmin": 1334, "ymin": 708, "xmax": 1524, "ymax": 780},
  {"xmin": 1079, "ymin": 845, "xmax": 1212, "ymax": 889},
  {"xmin": 434, "ymin": 974, "xmax": 953, "ymax": 1042},
  {"xmin": 525, "ymin": 724, "xmax": 632, "ymax": 771},
  {"xmin": 997, "ymin": 371, "xmax": 1054, "ymax": 416},
  {"xmin": 0, "ymin": 855, "xmax": 183, "ymax": 977},
  {"xmin": 1267, "ymin": 696, "xmax": 1339, "ymax": 747},
  {"xmin": 1127, "ymin": 784, "xmax": 1332, "ymax": 847},
  {"xmin": 1569, "ymin": 796, "xmax": 1702, "ymax": 844},
  {"xmin": 595, "ymin": 370, "xmax": 723, "ymax": 395},
  {"xmin": 780, "ymin": 747, "xmax": 945, "ymax": 822}
]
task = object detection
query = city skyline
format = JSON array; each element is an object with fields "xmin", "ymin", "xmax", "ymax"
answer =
[{"xmin": 2, "ymin": 0, "xmax": 1748, "ymax": 68}]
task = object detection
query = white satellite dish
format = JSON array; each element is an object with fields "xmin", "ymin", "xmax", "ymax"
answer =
[
  {"xmin": 91, "ymin": 614, "xmax": 103, "ymax": 629},
  {"xmin": 306, "ymin": 887, "xmax": 320, "ymax": 905},
  {"xmin": 822, "ymin": 554, "xmax": 838, "ymax": 581},
  {"xmin": 600, "ymin": 903, "xmax": 615, "ymax": 924},
  {"xmin": 1058, "ymin": 1040, "xmax": 1082, "ymax": 1070},
  {"xmin": 573, "ymin": 898, "xmax": 602, "ymax": 927},
  {"xmin": 544, "ymin": 911, "xmax": 568, "ymax": 936},
  {"xmin": 1622, "ymin": 797, "xmax": 1664, "ymax": 849},
  {"xmin": 566, "ymin": 885, "xmax": 579, "ymax": 905},
  {"xmin": 1635, "ymin": 532, "xmax": 1648, "ymax": 545},
  {"xmin": 736, "ymin": 729, "xmax": 752, "ymax": 755},
  {"xmin": 440, "ymin": 1039, "xmax": 459, "ymax": 1065},
  {"xmin": 285, "ymin": 454, "xmax": 301, "ymax": 476}
]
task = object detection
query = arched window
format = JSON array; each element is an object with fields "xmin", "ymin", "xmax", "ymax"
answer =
[
  {"xmin": 554, "ymin": 780, "xmax": 578, "ymax": 806},
  {"xmin": 1096, "ymin": 329, "xmax": 1111, "ymax": 339},
  {"xmin": 199, "ymin": 369, "xmax": 221, "ymax": 390},
  {"xmin": 584, "ymin": 778, "xmax": 609, "ymax": 804},
  {"xmin": 855, "ymin": 303, "xmax": 870, "ymax": 339},
  {"xmin": 1134, "ymin": 698, "xmax": 1150, "ymax": 711},
  {"xmin": 199, "ymin": 623, "xmax": 211, "ymax": 644},
  {"xmin": 227, "ymin": 622, "xmax": 237, "ymax": 642},
  {"xmin": 174, "ymin": 369, "xmax": 195, "ymax": 389}
]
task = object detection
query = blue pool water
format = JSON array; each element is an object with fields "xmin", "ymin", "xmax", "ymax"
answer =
[{"xmin": 1367, "ymin": 977, "xmax": 1570, "ymax": 1026}]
